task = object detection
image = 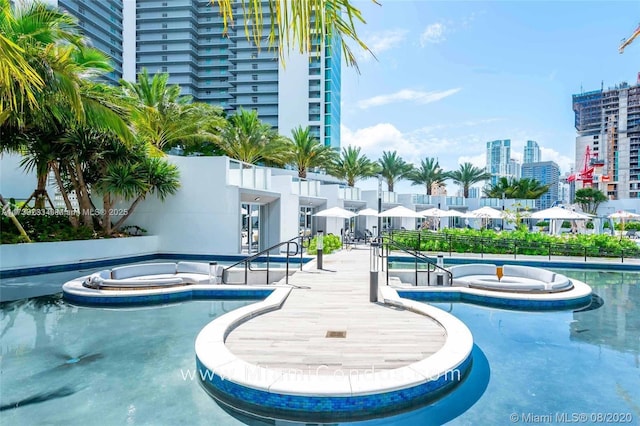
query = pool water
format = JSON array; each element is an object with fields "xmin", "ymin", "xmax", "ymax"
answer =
[{"xmin": 1, "ymin": 269, "xmax": 638, "ymax": 425}]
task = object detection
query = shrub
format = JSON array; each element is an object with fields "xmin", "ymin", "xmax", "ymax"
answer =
[
  {"xmin": 389, "ymin": 228, "xmax": 640, "ymax": 259},
  {"xmin": 307, "ymin": 234, "xmax": 342, "ymax": 254}
]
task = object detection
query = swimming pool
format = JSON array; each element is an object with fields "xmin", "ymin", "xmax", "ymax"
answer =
[{"xmin": 1, "ymin": 268, "xmax": 638, "ymax": 424}]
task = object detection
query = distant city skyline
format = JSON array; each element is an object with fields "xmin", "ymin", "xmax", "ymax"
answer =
[{"xmin": 341, "ymin": 1, "xmax": 638, "ymax": 194}]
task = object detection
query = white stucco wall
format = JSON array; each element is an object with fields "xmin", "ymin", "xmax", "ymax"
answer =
[
  {"xmin": 271, "ymin": 176, "xmax": 302, "ymax": 244},
  {"xmin": 127, "ymin": 156, "xmax": 242, "ymax": 255},
  {"xmin": 0, "ymin": 236, "xmax": 159, "ymax": 271}
]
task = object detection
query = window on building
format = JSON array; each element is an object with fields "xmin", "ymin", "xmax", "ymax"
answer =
[
  {"xmin": 79, "ymin": 7, "xmax": 85, "ymax": 15},
  {"xmin": 162, "ymin": 2, "xmax": 167, "ymax": 6},
  {"xmin": 251, "ymin": 53, "xmax": 257, "ymax": 59},
  {"xmin": 162, "ymin": 55, "xmax": 167, "ymax": 61},
  {"xmin": 252, "ymin": 96, "xmax": 258, "ymax": 103},
  {"xmin": 162, "ymin": 45, "xmax": 167, "ymax": 51},
  {"xmin": 252, "ymin": 85, "xmax": 257, "ymax": 92},
  {"xmin": 162, "ymin": 66, "xmax": 168, "ymax": 72},
  {"xmin": 252, "ymin": 74, "xmax": 258, "ymax": 81},
  {"xmin": 206, "ymin": 90, "xmax": 211, "ymax": 95},
  {"xmin": 252, "ymin": 63, "xmax": 258, "ymax": 70},
  {"xmin": 162, "ymin": 23, "xmax": 167, "ymax": 29},
  {"xmin": 162, "ymin": 13, "xmax": 167, "ymax": 18},
  {"xmin": 162, "ymin": 34, "xmax": 167, "ymax": 39}
]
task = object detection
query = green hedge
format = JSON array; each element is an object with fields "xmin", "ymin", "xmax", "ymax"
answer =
[
  {"xmin": 389, "ymin": 228, "xmax": 640, "ymax": 258},
  {"xmin": 307, "ymin": 234, "xmax": 342, "ymax": 254}
]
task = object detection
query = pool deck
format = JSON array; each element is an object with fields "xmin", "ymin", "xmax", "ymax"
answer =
[{"xmin": 225, "ymin": 247, "xmax": 447, "ymax": 374}]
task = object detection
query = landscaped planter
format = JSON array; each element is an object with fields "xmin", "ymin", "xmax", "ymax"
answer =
[{"xmin": 0, "ymin": 236, "xmax": 159, "ymax": 272}]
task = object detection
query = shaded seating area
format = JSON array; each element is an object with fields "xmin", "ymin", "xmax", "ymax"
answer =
[
  {"xmin": 84, "ymin": 262, "xmax": 223, "ymax": 289},
  {"xmin": 449, "ymin": 264, "xmax": 573, "ymax": 293}
]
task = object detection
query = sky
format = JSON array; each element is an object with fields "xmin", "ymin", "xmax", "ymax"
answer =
[{"xmin": 339, "ymin": 0, "xmax": 640, "ymax": 193}]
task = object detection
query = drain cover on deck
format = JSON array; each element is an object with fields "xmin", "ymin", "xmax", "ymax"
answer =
[{"xmin": 326, "ymin": 330, "xmax": 346, "ymax": 338}]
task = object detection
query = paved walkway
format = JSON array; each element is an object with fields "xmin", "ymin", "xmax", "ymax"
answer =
[{"xmin": 225, "ymin": 247, "xmax": 446, "ymax": 375}]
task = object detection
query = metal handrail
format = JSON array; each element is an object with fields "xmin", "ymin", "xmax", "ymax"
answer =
[
  {"xmin": 382, "ymin": 233, "xmax": 453, "ymax": 286},
  {"xmin": 223, "ymin": 235, "xmax": 308, "ymax": 285}
]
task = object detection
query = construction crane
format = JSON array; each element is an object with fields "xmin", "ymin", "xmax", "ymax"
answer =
[
  {"xmin": 567, "ymin": 146, "xmax": 604, "ymax": 187},
  {"xmin": 619, "ymin": 23, "xmax": 640, "ymax": 53}
]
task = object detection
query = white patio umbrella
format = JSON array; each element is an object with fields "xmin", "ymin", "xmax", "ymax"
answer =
[
  {"xmin": 529, "ymin": 207, "xmax": 592, "ymax": 220},
  {"xmin": 418, "ymin": 207, "xmax": 464, "ymax": 230},
  {"xmin": 466, "ymin": 206, "xmax": 504, "ymax": 219},
  {"xmin": 378, "ymin": 206, "xmax": 425, "ymax": 218},
  {"xmin": 608, "ymin": 210, "xmax": 640, "ymax": 220},
  {"xmin": 608, "ymin": 210, "xmax": 640, "ymax": 236},
  {"xmin": 313, "ymin": 206, "xmax": 357, "ymax": 219},
  {"xmin": 418, "ymin": 207, "xmax": 464, "ymax": 218},
  {"xmin": 357, "ymin": 208, "xmax": 380, "ymax": 217}
]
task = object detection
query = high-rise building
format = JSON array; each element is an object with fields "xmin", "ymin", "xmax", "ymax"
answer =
[
  {"xmin": 40, "ymin": 0, "xmax": 340, "ymax": 148},
  {"xmin": 54, "ymin": 0, "xmax": 124, "ymax": 84},
  {"xmin": 572, "ymin": 81, "xmax": 640, "ymax": 199},
  {"xmin": 523, "ymin": 140, "xmax": 541, "ymax": 164},
  {"xmin": 486, "ymin": 139, "xmax": 519, "ymax": 185},
  {"xmin": 134, "ymin": 0, "xmax": 340, "ymax": 147},
  {"xmin": 521, "ymin": 161, "xmax": 560, "ymax": 209}
]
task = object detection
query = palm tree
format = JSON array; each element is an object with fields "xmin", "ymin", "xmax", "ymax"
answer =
[
  {"xmin": 446, "ymin": 163, "xmax": 492, "ymax": 198},
  {"xmin": 484, "ymin": 177, "xmax": 550, "ymax": 199},
  {"xmin": 377, "ymin": 151, "xmax": 412, "ymax": 192},
  {"xmin": 217, "ymin": 109, "xmax": 290, "ymax": 165},
  {"xmin": 328, "ymin": 146, "xmax": 379, "ymax": 187},
  {"xmin": 574, "ymin": 187, "xmax": 607, "ymax": 215},
  {"xmin": 0, "ymin": 1, "xmax": 130, "ymax": 213},
  {"xmin": 102, "ymin": 156, "xmax": 181, "ymax": 233},
  {"xmin": 120, "ymin": 69, "xmax": 223, "ymax": 153},
  {"xmin": 408, "ymin": 157, "xmax": 445, "ymax": 195},
  {"xmin": 213, "ymin": 0, "xmax": 376, "ymax": 71},
  {"xmin": 287, "ymin": 126, "xmax": 336, "ymax": 178}
]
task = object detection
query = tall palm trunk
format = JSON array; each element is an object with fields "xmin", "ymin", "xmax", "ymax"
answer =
[
  {"xmin": 102, "ymin": 193, "xmax": 112, "ymax": 235},
  {"xmin": 50, "ymin": 162, "xmax": 79, "ymax": 228},
  {"xmin": 66, "ymin": 158, "xmax": 93, "ymax": 229}
]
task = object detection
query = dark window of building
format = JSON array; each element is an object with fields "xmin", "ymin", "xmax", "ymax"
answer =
[
  {"xmin": 162, "ymin": 34, "xmax": 167, "ymax": 39},
  {"xmin": 251, "ymin": 52, "xmax": 257, "ymax": 59},
  {"xmin": 162, "ymin": 55, "xmax": 167, "ymax": 61},
  {"xmin": 252, "ymin": 96, "xmax": 258, "ymax": 103},
  {"xmin": 162, "ymin": 45, "xmax": 167, "ymax": 51},
  {"xmin": 252, "ymin": 74, "xmax": 258, "ymax": 81},
  {"xmin": 162, "ymin": 23, "xmax": 167, "ymax": 29},
  {"xmin": 206, "ymin": 90, "xmax": 211, "ymax": 95},
  {"xmin": 252, "ymin": 85, "xmax": 257, "ymax": 92},
  {"xmin": 162, "ymin": 66, "xmax": 168, "ymax": 72},
  {"xmin": 79, "ymin": 7, "xmax": 85, "ymax": 15},
  {"xmin": 162, "ymin": 13, "xmax": 167, "ymax": 18},
  {"xmin": 252, "ymin": 63, "xmax": 258, "ymax": 70},
  {"xmin": 162, "ymin": 2, "xmax": 167, "ymax": 6}
]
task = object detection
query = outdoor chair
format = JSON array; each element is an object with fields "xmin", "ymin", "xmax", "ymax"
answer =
[{"xmin": 625, "ymin": 229, "xmax": 637, "ymax": 239}]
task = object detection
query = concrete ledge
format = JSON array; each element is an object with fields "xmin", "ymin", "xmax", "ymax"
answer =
[
  {"xmin": 62, "ymin": 276, "xmax": 278, "ymax": 306},
  {"xmin": 394, "ymin": 279, "xmax": 593, "ymax": 310},
  {"xmin": 194, "ymin": 284, "xmax": 473, "ymax": 421}
]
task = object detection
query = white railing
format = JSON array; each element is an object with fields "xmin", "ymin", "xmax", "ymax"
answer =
[
  {"xmin": 339, "ymin": 186, "xmax": 361, "ymax": 200},
  {"xmin": 382, "ymin": 191, "xmax": 397, "ymax": 204},
  {"xmin": 412, "ymin": 194, "xmax": 434, "ymax": 205},
  {"xmin": 480, "ymin": 198, "xmax": 536, "ymax": 209},
  {"xmin": 446, "ymin": 196, "xmax": 466, "ymax": 206},
  {"xmin": 227, "ymin": 159, "xmax": 269, "ymax": 190},
  {"xmin": 291, "ymin": 179, "xmax": 321, "ymax": 197}
]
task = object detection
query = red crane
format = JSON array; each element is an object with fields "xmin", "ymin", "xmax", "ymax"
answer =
[{"xmin": 567, "ymin": 146, "xmax": 604, "ymax": 186}]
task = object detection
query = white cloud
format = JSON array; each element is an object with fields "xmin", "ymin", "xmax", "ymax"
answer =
[
  {"xmin": 540, "ymin": 147, "xmax": 574, "ymax": 172},
  {"xmin": 420, "ymin": 22, "xmax": 446, "ymax": 46},
  {"xmin": 358, "ymin": 29, "xmax": 408, "ymax": 60},
  {"xmin": 457, "ymin": 153, "xmax": 486, "ymax": 169},
  {"xmin": 357, "ymin": 88, "xmax": 461, "ymax": 109}
]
